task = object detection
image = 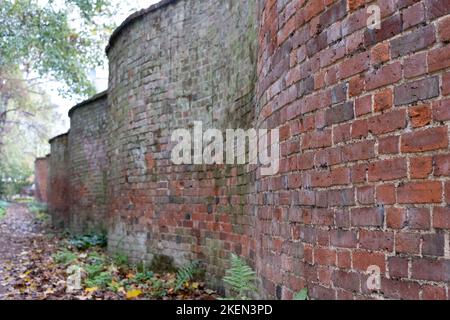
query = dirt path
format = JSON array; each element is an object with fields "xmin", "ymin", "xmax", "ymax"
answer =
[{"xmin": 0, "ymin": 203, "xmax": 43, "ymax": 299}]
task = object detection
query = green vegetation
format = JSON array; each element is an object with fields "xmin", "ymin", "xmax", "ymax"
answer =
[
  {"xmin": 53, "ymin": 249, "xmax": 78, "ymax": 265},
  {"xmin": 293, "ymin": 288, "xmax": 308, "ymax": 300},
  {"xmin": 69, "ymin": 234, "xmax": 107, "ymax": 250},
  {"xmin": 223, "ymin": 254, "xmax": 257, "ymax": 300},
  {"xmin": 175, "ymin": 260, "xmax": 200, "ymax": 291},
  {"xmin": 0, "ymin": 200, "xmax": 9, "ymax": 219}
]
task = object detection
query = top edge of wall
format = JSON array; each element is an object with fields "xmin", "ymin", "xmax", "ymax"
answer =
[
  {"xmin": 68, "ymin": 90, "xmax": 108, "ymax": 118},
  {"xmin": 48, "ymin": 132, "xmax": 69, "ymax": 144},
  {"xmin": 105, "ymin": 0, "xmax": 179, "ymax": 55}
]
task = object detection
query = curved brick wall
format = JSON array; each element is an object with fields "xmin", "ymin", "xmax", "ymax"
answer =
[
  {"xmin": 106, "ymin": 0, "xmax": 258, "ymax": 288},
  {"xmin": 48, "ymin": 133, "xmax": 69, "ymax": 229},
  {"xmin": 256, "ymin": 0, "xmax": 450, "ymax": 299},
  {"xmin": 68, "ymin": 91, "xmax": 109, "ymax": 234}
]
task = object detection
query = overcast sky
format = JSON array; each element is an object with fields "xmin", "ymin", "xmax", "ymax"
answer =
[{"xmin": 49, "ymin": 0, "xmax": 160, "ymax": 136}]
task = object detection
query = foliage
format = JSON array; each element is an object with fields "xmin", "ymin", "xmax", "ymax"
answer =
[
  {"xmin": 112, "ymin": 252, "xmax": 129, "ymax": 267},
  {"xmin": 223, "ymin": 254, "xmax": 257, "ymax": 300},
  {"xmin": 53, "ymin": 249, "xmax": 77, "ymax": 265},
  {"xmin": 175, "ymin": 260, "xmax": 200, "ymax": 291},
  {"xmin": 0, "ymin": 200, "xmax": 9, "ymax": 219},
  {"xmin": 69, "ymin": 234, "xmax": 107, "ymax": 250},
  {"xmin": 293, "ymin": 288, "xmax": 308, "ymax": 300}
]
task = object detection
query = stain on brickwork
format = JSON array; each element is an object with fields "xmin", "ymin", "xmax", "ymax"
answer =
[{"xmin": 46, "ymin": 0, "xmax": 450, "ymax": 299}]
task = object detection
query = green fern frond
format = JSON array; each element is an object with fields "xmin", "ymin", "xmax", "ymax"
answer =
[
  {"xmin": 223, "ymin": 254, "xmax": 257, "ymax": 300},
  {"xmin": 175, "ymin": 260, "xmax": 200, "ymax": 291}
]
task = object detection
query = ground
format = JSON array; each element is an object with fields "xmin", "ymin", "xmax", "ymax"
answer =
[{"xmin": 0, "ymin": 203, "xmax": 217, "ymax": 300}]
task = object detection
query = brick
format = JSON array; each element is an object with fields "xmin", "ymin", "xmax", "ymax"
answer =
[
  {"xmin": 374, "ymin": 88, "xmax": 393, "ymax": 112},
  {"xmin": 411, "ymin": 258, "xmax": 450, "ymax": 282},
  {"xmin": 368, "ymin": 158, "xmax": 407, "ymax": 182},
  {"xmin": 331, "ymin": 229, "xmax": 357, "ymax": 248},
  {"xmin": 371, "ymin": 42, "xmax": 390, "ymax": 65},
  {"xmin": 348, "ymin": 0, "xmax": 364, "ymax": 11},
  {"xmin": 410, "ymin": 156, "xmax": 433, "ymax": 179},
  {"xmin": 394, "ymin": 77, "xmax": 440, "ymax": 106},
  {"xmin": 388, "ymin": 256, "xmax": 409, "ymax": 278},
  {"xmin": 409, "ymin": 104, "xmax": 431, "ymax": 128},
  {"xmin": 314, "ymin": 247, "xmax": 337, "ymax": 266},
  {"xmin": 348, "ymin": 75, "xmax": 365, "ymax": 97},
  {"xmin": 339, "ymin": 52, "xmax": 370, "ymax": 80},
  {"xmin": 401, "ymin": 126, "xmax": 448, "ymax": 153},
  {"xmin": 357, "ymin": 186, "xmax": 374, "ymax": 205},
  {"xmin": 434, "ymin": 154, "xmax": 450, "ymax": 176},
  {"xmin": 433, "ymin": 98, "xmax": 450, "ymax": 121},
  {"xmin": 422, "ymin": 285, "xmax": 447, "ymax": 300},
  {"xmin": 377, "ymin": 185, "xmax": 396, "ymax": 205},
  {"xmin": 433, "ymin": 207, "xmax": 450, "ymax": 229},
  {"xmin": 360, "ymin": 229, "xmax": 394, "ymax": 251},
  {"xmin": 425, "ymin": 0, "xmax": 450, "ymax": 20},
  {"xmin": 351, "ymin": 119, "xmax": 368, "ymax": 138},
  {"xmin": 351, "ymin": 207, "xmax": 384, "ymax": 227},
  {"xmin": 397, "ymin": 181, "xmax": 443, "ymax": 204},
  {"xmin": 396, "ymin": 232, "xmax": 421, "ymax": 254},
  {"xmin": 443, "ymin": 73, "xmax": 450, "ymax": 95},
  {"xmin": 364, "ymin": 14, "xmax": 403, "ymax": 46},
  {"xmin": 422, "ymin": 233, "xmax": 445, "ymax": 256},
  {"xmin": 341, "ymin": 141, "xmax": 375, "ymax": 162},
  {"xmin": 353, "ymin": 250, "xmax": 386, "ymax": 272},
  {"xmin": 408, "ymin": 207, "xmax": 431, "ymax": 229},
  {"xmin": 380, "ymin": 279, "xmax": 420, "ymax": 300},
  {"xmin": 402, "ymin": 2, "xmax": 425, "ymax": 30},
  {"xmin": 438, "ymin": 16, "xmax": 450, "ymax": 42},
  {"xmin": 391, "ymin": 25, "xmax": 436, "ymax": 58},
  {"xmin": 337, "ymin": 250, "xmax": 352, "ymax": 269},
  {"xmin": 428, "ymin": 46, "xmax": 450, "ymax": 72},
  {"xmin": 404, "ymin": 53, "xmax": 427, "ymax": 79},
  {"xmin": 332, "ymin": 270, "xmax": 360, "ymax": 292},
  {"xmin": 368, "ymin": 109, "xmax": 407, "ymax": 135},
  {"xmin": 354, "ymin": 95, "xmax": 372, "ymax": 116},
  {"xmin": 366, "ymin": 62, "xmax": 402, "ymax": 91},
  {"xmin": 378, "ymin": 136, "xmax": 399, "ymax": 154},
  {"xmin": 325, "ymin": 102, "xmax": 355, "ymax": 126},
  {"xmin": 386, "ymin": 207, "xmax": 407, "ymax": 229}
]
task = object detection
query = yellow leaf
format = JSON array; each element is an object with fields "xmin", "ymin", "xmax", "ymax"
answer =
[
  {"xmin": 126, "ymin": 289, "xmax": 142, "ymax": 299},
  {"xmin": 191, "ymin": 282, "xmax": 199, "ymax": 289},
  {"xmin": 85, "ymin": 287, "xmax": 98, "ymax": 293}
]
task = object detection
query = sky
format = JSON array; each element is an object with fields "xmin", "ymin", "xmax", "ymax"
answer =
[{"xmin": 49, "ymin": 0, "xmax": 160, "ymax": 136}]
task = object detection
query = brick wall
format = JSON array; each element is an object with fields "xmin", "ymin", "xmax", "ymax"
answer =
[
  {"xmin": 48, "ymin": 133, "xmax": 69, "ymax": 229},
  {"xmin": 46, "ymin": 0, "xmax": 450, "ymax": 299},
  {"xmin": 68, "ymin": 92, "xmax": 109, "ymax": 234},
  {"xmin": 106, "ymin": 0, "xmax": 259, "ymax": 290},
  {"xmin": 34, "ymin": 156, "xmax": 49, "ymax": 203},
  {"xmin": 256, "ymin": 0, "xmax": 450, "ymax": 299}
]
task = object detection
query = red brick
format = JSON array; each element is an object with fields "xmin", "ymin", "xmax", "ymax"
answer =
[
  {"xmin": 425, "ymin": 0, "xmax": 450, "ymax": 20},
  {"xmin": 357, "ymin": 186, "xmax": 375, "ymax": 205},
  {"xmin": 341, "ymin": 141, "xmax": 375, "ymax": 162},
  {"xmin": 317, "ymin": 267, "xmax": 333, "ymax": 286},
  {"xmin": 374, "ymin": 88, "xmax": 393, "ymax": 112},
  {"xmin": 395, "ymin": 232, "xmax": 421, "ymax": 254},
  {"xmin": 354, "ymin": 94, "xmax": 372, "ymax": 116},
  {"xmin": 368, "ymin": 158, "xmax": 407, "ymax": 182},
  {"xmin": 353, "ymin": 250, "xmax": 386, "ymax": 272},
  {"xmin": 331, "ymin": 230, "xmax": 357, "ymax": 248},
  {"xmin": 366, "ymin": 62, "xmax": 402, "ymax": 91},
  {"xmin": 351, "ymin": 163, "xmax": 367, "ymax": 183},
  {"xmin": 401, "ymin": 126, "xmax": 448, "ymax": 153},
  {"xmin": 443, "ymin": 73, "xmax": 450, "ymax": 96},
  {"xmin": 422, "ymin": 233, "xmax": 445, "ymax": 257},
  {"xmin": 348, "ymin": 75, "xmax": 366, "ymax": 97},
  {"xmin": 371, "ymin": 42, "xmax": 390, "ymax": 65},
  {"xmin": 368, "ymin": 109, "xmax": 407, "ymax": 135},
  {"xmin": 388, "ymin": 256, "xmax": 409, "ymax": 278},
  {"xmin": 422, "ymin": 285, "xmax": 447, "ymax": 300},
  {"xmin": 402, "ymin": 2, "xmax": 425, "ymax": 30},
  {"xmin": 364, "ymin": 14, "xmax": 402, "ymax": 46},
  {"xmin": 438, "ymin": 16, "xmax": 450, "ymax": 42},
  {"xmin": 409, "ymin": 104, "xmax": 431, "ymax": 128},
  {"xmin": 428, "ymin": 46, "xmax": 450, "ymax": 72},
  {"xmin": 347, "ymin": 0, "xmax": 364, "ymax": 11},
  {"xmin": 337, "ymin": 250, "xmax": 352, "ymax": 269},
  {"xmin": 325, "ymin": 102, "xmax": 355, "ymax": 126},
  {"xmin": 433, "ymin": 207, "xmax": 450, "ymax": 229},
  {"xmin": 404, "ymin": 53, "xmax": 427, "ymax": 79},
  {"xmin": 314, "ymin": 247, "xmax": 337, "ymax": 266},
  {"xmin": 378, "ymin": 136, "xmax": 399, "ymax": 154},
  {"xmin": 386, "ymin": 207, "xmax": 407, "ymax": 229},
  {"xmin": 332, "ymin": 270, "xmax": 360, "ymax": 292},
  {"xmin": 411, "ymin": 258, "xmax": 450, "ymax": 282},
  {"xmin": 377, "ymin": 185, "xmax": 396, "ymax": 205},
  {"xmin": 351, "ymin": 119, "xmax": 368, "ymax": 138},
  {"xmin": 351, "ymin": 207, "xmax": 384, "ymax": 227},
  {"xmin": 339, "ymin": 52, "xmax": 370, "ymax": 80},
  {"xmin": 410, "ymin": 156, "xmax": 433, "ymax": 179},
  {"xmin": 394, "ymin": 77, "xmax": 440, "ymax": 106},
  {"xmin": 434, "ymin": 154, "xmax": 450, "ymax": 176},
  {"xmin": 333, "ymin": 123, "xmax": 351, "ymax": 144},
  {"xmin": 408, "ymin": 207, "xmax": 431, "ymax": 230},
  {"xmin": 433, "ymin": 98, "xmax": 450, "ymax": 121},
  {"xmin": 397, "ymin": 181, "xmax": 442, "ymax": 204},
  {"xmin": 380, "ymin": 279, "xmax": 420, "ymax": 300},
  {"xmin": 360, "ymin": 229, "xmax": 394, "ymax": 252}
]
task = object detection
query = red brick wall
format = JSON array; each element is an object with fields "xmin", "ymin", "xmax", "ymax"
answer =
[
  {"xmin": 34, "ymin": 156, "xmax": 49, "ymax": 203},
  {"xmin": 256, "ymin": 0, "xmax": 450, "ymax": 299}
]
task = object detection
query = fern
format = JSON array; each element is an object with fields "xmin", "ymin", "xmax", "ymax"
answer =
[
  {"xmin": 175, "ymin": 260, "xmax": 200, "ymax": 291},
  {"xmin": 223, "ymin": 254, "xmax": 257, "ymax": 300}
]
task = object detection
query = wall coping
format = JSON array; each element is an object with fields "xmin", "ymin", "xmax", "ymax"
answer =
[
  {"xmin": 48, "ymin": 132, "xmax": 69, "ymax": 144},
  {"xmin": 105, "ymin": 0, "xmax": 179, "ymax": 55},
  {"xmin": 68, "ymin": 90, "xmax": 108, "ymax": 118}
]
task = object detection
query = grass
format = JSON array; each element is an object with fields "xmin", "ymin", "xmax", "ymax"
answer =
[{"xmin": 0, "ymin": 200, "xmax": 9, "ymax": 220}]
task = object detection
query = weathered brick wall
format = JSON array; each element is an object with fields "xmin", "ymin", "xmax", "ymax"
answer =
[
  {"xmin": 256, "ymin": 0, "xmax": 450, "ymax": 299},
  {"xmin": 106, "ymin": 0, "xmax": 259, "ymax": 289},
  {"xmin": 34, "ymin": 156, "xmax": 49, "ymax": 203},
  {"xmin": 68, "ymin": 92, "xmax": 109, "ymax": 234},
  {"xmin": 48, "ymin": 133, "xmax": 69, "ymax": 229}
]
